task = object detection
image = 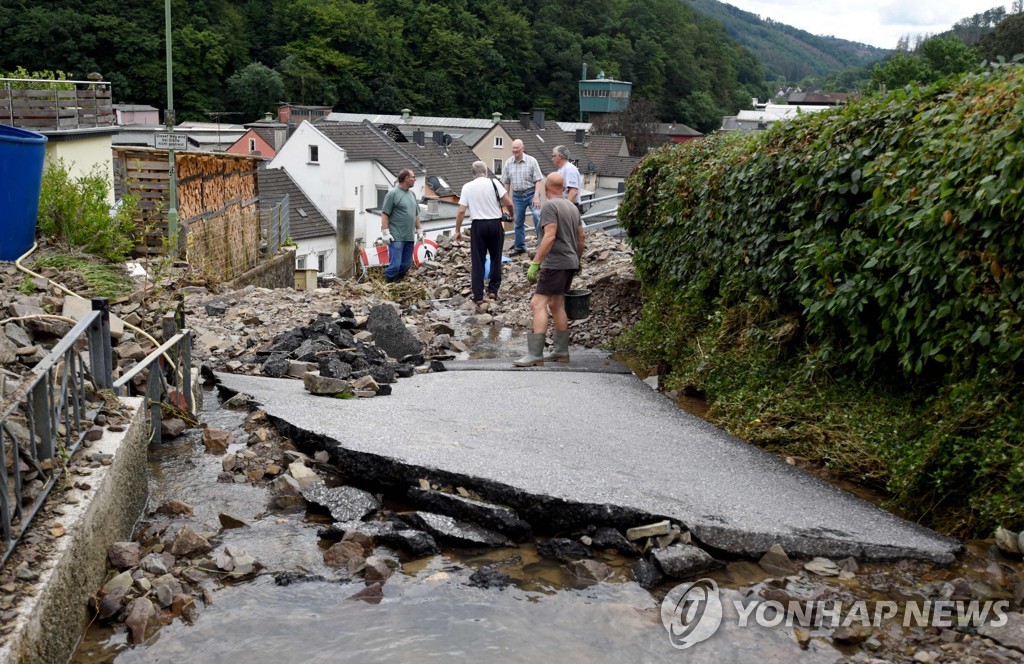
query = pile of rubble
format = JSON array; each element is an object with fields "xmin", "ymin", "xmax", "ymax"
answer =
[{"xmin": 184, "ymin": 229, "xmax": 640, "ymax": 376}]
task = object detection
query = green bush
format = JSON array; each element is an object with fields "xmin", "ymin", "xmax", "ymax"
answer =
[
  {"xmin": 619, "ymin": 63, "xmax": 1024, "ymax": 537},
  {"xmin": 36, "ymin": 159, "xmax": 136, "ymax": 262}
]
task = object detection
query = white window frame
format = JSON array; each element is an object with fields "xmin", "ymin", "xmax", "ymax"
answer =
[
  {"xmin": 493, "ymin": 158, "xmax": 502, "ymax": 175},
  {"xmin": 296, "ymin": 256, "xmax": 307, "ymax": 269},
  {"xmin": 248, "ymin": 138, "xmax": 256, "ymax": 152},
  {"xmin": 493, "ymin": 136, "xmax": 503, "ymax": 148},
  {"xmin": 317, "ymin": 253, "xmax": 326, "ymax": 273},
  {"xmin": 308, "ymin": 144, "xmax": 319, "ymax": 163}
]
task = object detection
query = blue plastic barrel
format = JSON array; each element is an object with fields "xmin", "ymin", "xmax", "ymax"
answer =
[{"xmin": 0, "ymin": 125, "xmax": 48, "ymax": 261}]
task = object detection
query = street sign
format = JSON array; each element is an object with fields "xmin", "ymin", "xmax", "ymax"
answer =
[{"xmin": 155, "ymin": 132, "xmax": 188, "ymax": 151}]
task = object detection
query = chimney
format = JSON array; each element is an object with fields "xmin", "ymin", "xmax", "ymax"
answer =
[
  {"xmin": 432, "ymin": 130, "xmax": 444, "ymax": 145},
  {"xmin": 575, "ymin": 129, "xmax": 585, "ymax": 144},
  {"xmin": 413, "ymin": 129, "xmax": 425, "ymax": 147},
  {"xmin": 491, "ymin": 111, "xmax": 502, "ymax": 125},
  {"xmin": 533, "ymin": 108, "xmax": 545, "ymax": 130},
  {"xmin": 401, "ymin": 108, "xmax": 411, "ymax": 121},
  {"xmin": 520, "ymin": 112, "xmax": 530, "ymax": 130}
]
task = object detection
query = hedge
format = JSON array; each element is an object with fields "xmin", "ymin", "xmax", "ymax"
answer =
[{"xmin": 619, "ymin": 63, "xmax": 1024, "ymax": 536}]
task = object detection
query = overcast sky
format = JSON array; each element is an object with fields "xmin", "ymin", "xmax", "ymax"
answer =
[{"xmin": 720, "ymin": 1, "xmax": 1011, "ymax": 49}]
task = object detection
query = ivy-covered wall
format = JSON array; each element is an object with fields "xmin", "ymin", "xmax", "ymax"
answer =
[{"xmin": 619, "ymin": 64, "xmax": 1024, "ymax": 536}]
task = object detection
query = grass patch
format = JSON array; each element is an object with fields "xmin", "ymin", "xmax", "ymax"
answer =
[
  {"xmin": 32, "ymin": 255, "xmax": 132, "ymax": 299},
  {"xmin": 619, "ymin": 292, "xmax": 1024, "ymax": 539}
]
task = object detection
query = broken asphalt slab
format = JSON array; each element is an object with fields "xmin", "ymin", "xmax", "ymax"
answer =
[{"xmin": 215, "ymin": 369, "xmax": 960, "ymax": 563}]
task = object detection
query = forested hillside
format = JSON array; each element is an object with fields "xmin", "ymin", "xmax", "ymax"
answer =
[
  {"xmin": 683, "ymin": 0, "xmax": 889, "ymax": 82},
  {"xmin": 0, "ymin": 0, "xmax": 770, "ymax": 132}
]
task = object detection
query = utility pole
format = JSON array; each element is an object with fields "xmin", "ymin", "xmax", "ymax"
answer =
[{"xmin": 165, "ymin": 0, "xmax": 179, "ymax": 252}]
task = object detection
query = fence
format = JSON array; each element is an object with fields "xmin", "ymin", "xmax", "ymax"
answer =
[
  {"xmin": 0, "ymin": 299, "xmax": 193, "ymax": 566},
  {"xmin": 261, "ymin": 194, "xmax": 291, "ymax": 255},
  {"xmin": 113, "ymin": 148, "xmax": 260, "ymax": 257},
  {"xmin": 186, "ymin": 206, "xmax": 263, "ymax": 280},
  {"xmin": 0, "ymin": 78, "xmax": 114, "ymax": 131}
]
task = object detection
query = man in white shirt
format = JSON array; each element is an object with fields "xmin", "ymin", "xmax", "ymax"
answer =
[
  {"xmin": 551, "ymin": 145, "xmax": 581, "ymax": 203},
  {"xmin": 455, "ymin": 161, "xmax": 514, "ymax": 302}
]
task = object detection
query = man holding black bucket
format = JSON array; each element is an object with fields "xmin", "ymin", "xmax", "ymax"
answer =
[{"xmin": 514, "ymin": 172, "xmax": 586, "ymax": 367}]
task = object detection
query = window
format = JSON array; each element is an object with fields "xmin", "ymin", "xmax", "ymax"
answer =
[
  {"xmin": 493, "ymin": 158, "xmax": 502, "ymax": 175},
  {"xmin": 493, "ymin": 136, "xmax": 503, "ymax": 148},
  {"xmin": 376, "ymin": 186, "xmax": 388, "ymax": 208},
  {"xmin": 308, "ymin": 144, "xmax": 319, "ymax": 163},
  {"xmin": 248, "ymin": 138, "xmax": 256, "ymax": 152},
  {"xmin": 317, "ymin": 253, "xmax": 326, "ymax": 273},
  {"xmin": 297, "ymin": 256, "xmax": 307, "ymax": 269}
]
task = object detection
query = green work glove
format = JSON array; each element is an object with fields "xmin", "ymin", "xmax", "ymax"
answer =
[{"xmin": 527, "ymin": 262, "xmax": 540, "ymax": 283}]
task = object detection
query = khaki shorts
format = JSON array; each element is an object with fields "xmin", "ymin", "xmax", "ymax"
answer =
[{"xmin": 535, "ymin": 268, "xmax": 575, "ymax": 296}]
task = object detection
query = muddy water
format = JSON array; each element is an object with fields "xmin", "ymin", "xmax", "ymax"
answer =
[{"xmin": 73, "ymin": 388, "xmax": 842, "ymax": 663}]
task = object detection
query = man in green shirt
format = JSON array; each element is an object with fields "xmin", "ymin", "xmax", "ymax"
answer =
[{"xmin": 381, "ymin": 168, "xmax": 423, "ymax": 283}]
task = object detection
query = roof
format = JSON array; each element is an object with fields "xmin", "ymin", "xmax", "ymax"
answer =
[
  {"xmin": 786, "ymin": 91, "xmax": 858, "ymax": 105},
  {"xmin": 317, "ymin": 121, "xmax": 426, "ymax": 177},
  {"xmin": 599, "ymin": 156, "xmax": 641, "ymax": 178},
  {"xmin": 257, "ymin": 168, "xmax": 335, "ymax": 241},
  {"xmin": 654, "ymin": 122, "xmax": 702, "ymax": 137},
  {"xmin": 555, "ymin": 122, "xmax": 593, "ymax": 132},
  {"xmin": 320, "ymin": 112, "xmax": 496, "ymax": 129},
  {"xmin": 499, "ymin": 120, "xmax": 628, "ymax": 176},
  {"xmin": 113, "ymin": 104, "xmax": 158, "ymax": 112},
  {"xmin": 251, "ymin": 127, "xmax": 277, "ymax": 148},
  {"xmin": 176, "ymin": 121, "xmax": 246, "ymax": 131},
  {"xmin": 403, "ymin": 136, "xmax": 481, "ymax": 195}
]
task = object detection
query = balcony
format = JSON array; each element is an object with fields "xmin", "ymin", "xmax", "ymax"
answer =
[{"xmin": 0, "ymin": 77, "xmax": 115, "ymax": 132}]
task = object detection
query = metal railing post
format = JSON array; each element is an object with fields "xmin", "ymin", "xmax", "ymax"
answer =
[
  {"xmin": 147, "ymin": 367, "xmax": 162, "ymax": 446},
  {"xmin": 29, "ymin": 379, "xmax": 53, "ymax": 460},
  {"xmin": 181, "ymin": 333, "xmax": 193, "ymax": 413},
  {"xmin": 90, "ymin": 298, "xmax": 113, "ymax": 390}
]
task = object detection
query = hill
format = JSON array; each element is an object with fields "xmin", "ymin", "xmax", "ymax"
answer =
[{"xmin": 684, "ymin": 0, "xmax": 890, "ymax": 82}]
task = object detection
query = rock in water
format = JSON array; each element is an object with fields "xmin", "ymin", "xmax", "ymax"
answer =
[
  {"xmin": 301, "ymin": 484, "xmax": 380, "ymax": 522},
  {"xmin": 650, "ymin": 544, "xmax": 723, "ymax": 578}
]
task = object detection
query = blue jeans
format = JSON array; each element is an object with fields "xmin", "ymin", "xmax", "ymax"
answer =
[
  {"xmin": 512, "ymin": 189, "xmax": 539, "ymax": 250},
  {"xmin": 385, "ymin": 240, "xmax": 414, "ymax": 281}
]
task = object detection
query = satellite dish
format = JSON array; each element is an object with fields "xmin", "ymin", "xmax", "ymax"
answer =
[{"xmin": 443, "ymin": 133, "xmax": 453, "ymax": 147}]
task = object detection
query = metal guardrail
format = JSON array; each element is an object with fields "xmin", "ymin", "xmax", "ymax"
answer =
[
  {"xmin": 112, "ymin": 308, "xmax": 193, "ymax": 447},
  {"xmin": 0, "ymin": 300, "xmax": 112, "ymax": 565},
  {"xmin": 422, "ymin": 191, "xmax": 625, "ymax": 238},
  {"xmin": 0, "ymin": 299, "xmax": 193, "ymax": 565}
]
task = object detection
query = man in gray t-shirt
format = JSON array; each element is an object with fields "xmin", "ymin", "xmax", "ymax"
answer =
[{"xmin": 514, "ymin": 172, "xmax": 586, "ymax": 367}]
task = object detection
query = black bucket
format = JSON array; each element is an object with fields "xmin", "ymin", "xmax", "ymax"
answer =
[{"xmin": 564, "ymin": 288, "xmax": 591, "ymax": 320}]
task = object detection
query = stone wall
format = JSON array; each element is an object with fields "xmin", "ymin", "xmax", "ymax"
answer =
[
  {"xmin": 0, "ymin": 397, "xmax": 148, "ymax": 664},
  {"xmin": 225, "ymin": 249, "xmax": 296, "ymax": 291}
]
